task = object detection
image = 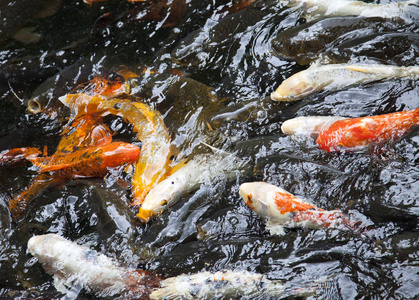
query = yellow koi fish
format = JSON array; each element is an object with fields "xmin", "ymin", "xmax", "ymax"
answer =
[
  {"xmin": 271, "ymin": 63, "xmax": 419, "ymax": 101},
  {"xmin": 59, "ymin": 94, "xmax": 172, "ymax": 208}
]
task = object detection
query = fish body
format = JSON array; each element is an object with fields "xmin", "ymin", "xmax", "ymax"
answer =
[
  {"xmin": 271, "ymin": 63, "xmax": 419, "ymax": 101},
  {"xmin": 59, "ymin": 94, "xmax": 172, "ymax": 207},
  {"xmin": 316, "ymin": 108, "xmax": 419, "ymax": 152},
  {"xmin": 137, "ymin": 152, "xmax": 249, "ymax": 222},
  {"xmin": 287, "ymin": 0, "xmax": 418, "ymax": 22},
  {"xmin": 31, "ymin": 142, "xmax": 140, "ymax": 176},
  {"xmin": 149, "ymin": 270, "xmax": 284, "ymax": 300},
  {"xmin": 239, "ymin": 182, "xmax": 345, "ymax": 234},
  {"xmin": 28, "ymin": 234, "xmax": 159, "ymax": 298},
  {"xmin": 271, "ymin": 16, "xmax": 398, "ymax": 65}
]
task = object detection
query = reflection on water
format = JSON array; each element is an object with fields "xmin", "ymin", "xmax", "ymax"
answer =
[{"xmin": 0, "ymin": 0, "xmax": 418, "ymax": 298}]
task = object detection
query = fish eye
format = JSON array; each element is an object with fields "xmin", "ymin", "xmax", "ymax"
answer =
[
  {"xmin": 161, "ymin": 200, "xmax": 168, "ymax": 206},
  {"xmin": 113, "ymin": 103, "xmax": 122, "ymax": 109}
]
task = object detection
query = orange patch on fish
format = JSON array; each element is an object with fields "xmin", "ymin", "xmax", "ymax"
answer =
[
  {"xmin": 244, "ymin": 193, "xmax": 255, "ymax": 210},
  {"xmin": 317, "ymin": 108, "xmax": 419, "ymax": 152},
  {"xmin": 273, "ymin": 191, "xmax": 318, "ymax": 214}
]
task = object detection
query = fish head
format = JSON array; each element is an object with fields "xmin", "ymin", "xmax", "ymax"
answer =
[
  {"xmin": 271, "ymin": 73, "xmax": 314, "ymax": 101},
  {"xmin": 28, "ymin": 234, "xmax": 71, "ymax": 268},
  {"xmin": 136, "ymin": 177, "xmax": 182, "ymax": 223},
  {"xmin": 58, "ymin": 94, "xmax": 104, "ymax": 115},
  {"xmin": 171, "ymin": 30, "xmax": 208, "ymax": 67},
  {"xmin": 239, "ymin": 182, "xmax": 280, "ymax": 219},
  {"xmin": 281, "ymin": 116, "xmax": 346, "ymax": 136}
]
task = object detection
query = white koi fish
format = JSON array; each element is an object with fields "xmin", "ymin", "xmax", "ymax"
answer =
[
  {"xmin": 149, "ymin": 270, "xmax": 284, "ymax": 300},
  {"xmin": 28, "ymin": 234, "xmax": 160, "ymax": 298},
  {"xmin": 137, "ymin": 152, "xmax": 250, "ymax": 222},
  {"xmin": 271, "ymin": 63, "xmax": 419, "ymax": 101},
  {"xmin": 286, "ymin": 0, "xmax": 418, "ymax": 22},
  {"xmin": 239, "ymin": 182, "xmax": 349, "ymax": 235}
]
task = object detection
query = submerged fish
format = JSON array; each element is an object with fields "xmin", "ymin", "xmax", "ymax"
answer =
[
  {"xmin": 149, "ymin": 270, "xmax": 284, "ymax": 300},
  {"xmin": 316, "ymin": 109, "xmax": 419, "ymax": 152},
  {"xmin": 171, "ymin": 1, "xmax": 269, "ymax": 67},
  {"xmin": 137, "ymin": 152, "xmax": 250, "ymax": 223},
  {"xmin": 286, "ymin": 0, "xmax": 418, "ymax": 22},
  {"xmin": 239, "ymin": 181, "xmax": 348, "ymax": 234},
  {"xmin": 28, "ymin": 234, "xmax": 160, "ymax": 298},
  {"xmin": 59, "ymin": 94, "xmax": 172, "ymax": 207},
  {"xmin": 271, "ymin": 63, "xmax": 419, "ymax": 101},
  {"xmin": 319, "ymin": 32, "xmax": 419, "ymax": 66},
  {"xmin": 271, "ymin": 16, "xmax": 398, "ymax": 65}
]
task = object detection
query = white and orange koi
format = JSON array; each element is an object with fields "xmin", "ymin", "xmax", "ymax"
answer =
[
  {"xmin": 282, "ymin": 108, "xmax": 419, "ymax": 152},
  {"xmin": 239, "ymin": 181, "xmax": 349, "ymax": 235},
  {"xmin": 59, "ymin": 94, "xmax": 172, "ymax": 207}
]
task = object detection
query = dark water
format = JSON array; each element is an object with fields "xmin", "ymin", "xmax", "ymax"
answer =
[{"xmin": 0, "ymin": 0, "xmax": 418, "ymax": 299}]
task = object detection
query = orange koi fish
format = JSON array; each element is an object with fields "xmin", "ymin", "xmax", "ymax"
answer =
[
  {"xmin": 59, "ymin": 94, "xmax": 172, "ymax": 209},
  {"xmin": 239, "ymin": 182, "xmax": 350, "ymax": 235},
  {"xmin": 9, "ymin": 141, "xmax": 140, "ymax": 217},
  {"xmin": 317, "ymin": 108, "xmax": 419, "ymax": 152}
]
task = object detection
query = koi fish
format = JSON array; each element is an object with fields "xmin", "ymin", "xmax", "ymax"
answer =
[
  {"xmin": 239, "ymin": 181, "xmax": 348, "ymax": 235},
  {"xmin": 28, "ymin": 234, "xmax": 160, "ymax": 298},
  {"xmin": 271, "ymin": 63, "xmax": 419, "ymax": 101},
  {"xmin": 149, "ymin": 270, "xmax": 284, "ymax": 300},
  {"xmin": 316, "ymin": 108, "xmax": 419, "ymax": 152},
  {"xmin": 9, "ymin": 142, "xmax": 140, "ymax": 217},
  {"xmin": 286, "ymin": 0, "xmax": 418, "ymax": 22},
  {"xmin": 271, "ymin": 16, "xmax": 398, "ymax": 66},
  {"xmin": 137, "ymin": 152, "xmax": 250, "ymax": 223},
  {"xmin": 59, "ymin": 94, "xmax": 172, "ymax": 207}
]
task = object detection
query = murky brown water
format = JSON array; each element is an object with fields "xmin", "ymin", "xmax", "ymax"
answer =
[{"xmin": 0, "ymin": 0, "xmax": 419, "ymax": 299}]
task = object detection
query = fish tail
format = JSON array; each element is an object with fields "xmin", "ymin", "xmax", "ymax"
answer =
[{"xmin": 9, "ymin": 174, "xmax": 61, "ymax": 218}]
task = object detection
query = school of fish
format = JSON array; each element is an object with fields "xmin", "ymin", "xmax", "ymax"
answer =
[{"xmin": 0, "ymin": 0, "xmax": 417, "ymax": 298}]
